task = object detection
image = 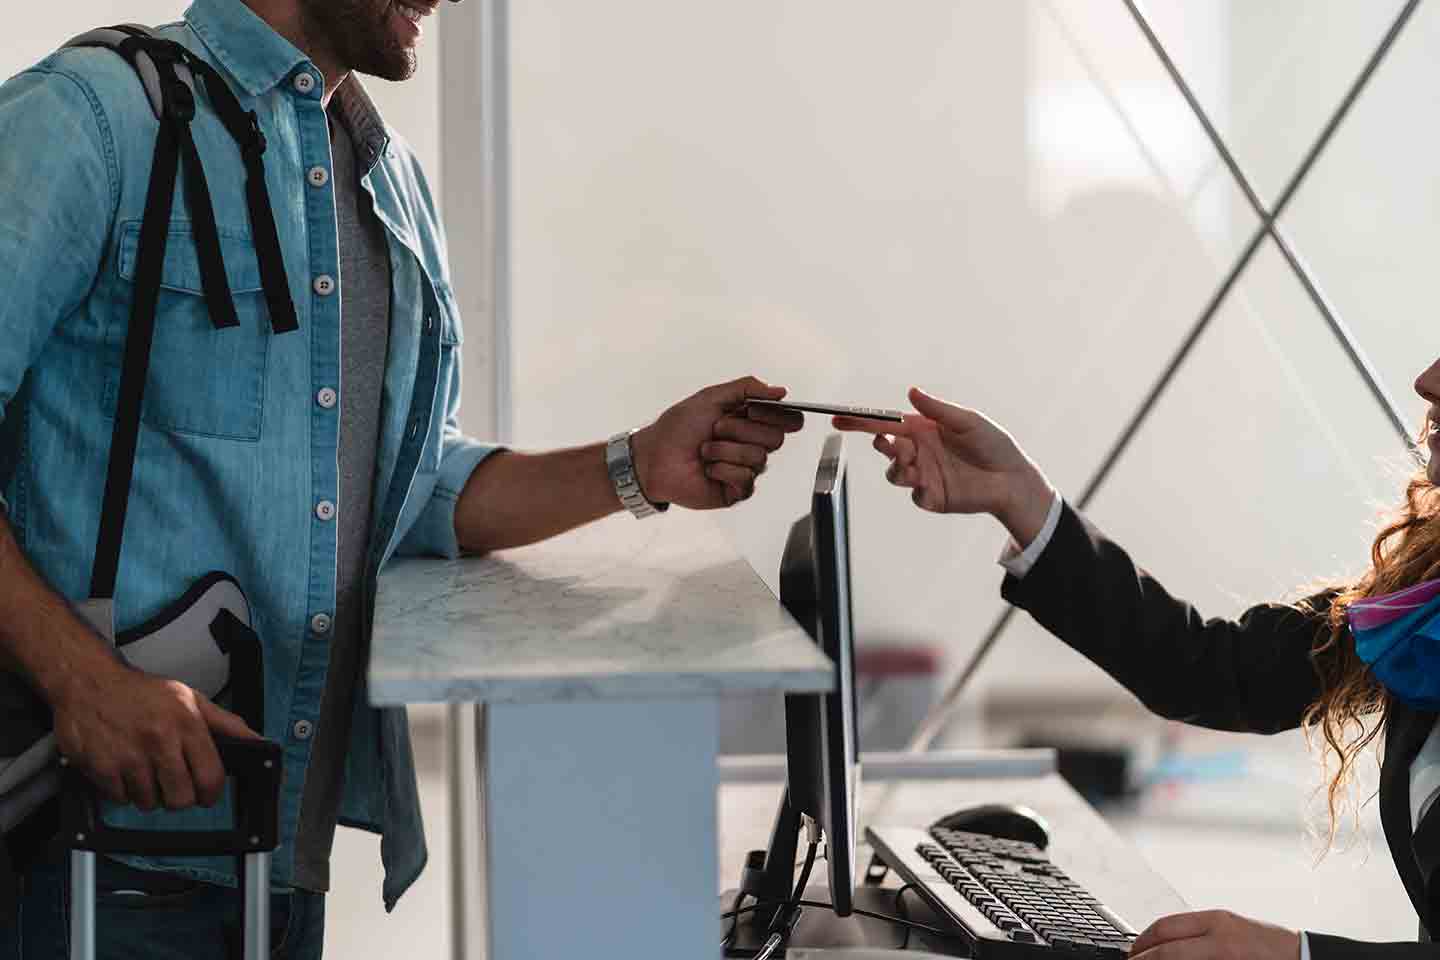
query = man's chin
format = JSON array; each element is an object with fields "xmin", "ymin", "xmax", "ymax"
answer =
[{"xmin": 357, "ymin": 49, "xmax": 417, "ymax": 82}]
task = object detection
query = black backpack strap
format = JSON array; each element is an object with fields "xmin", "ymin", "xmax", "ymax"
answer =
[
  {"xmin": 65, "ymin": 26, "xmax": 171, "ymax": 118},
  {"xmin": 88, "ymin": 73, "xmax": 185, "ymax": 600},
  {"xmin": 64, "ymin": 26, "xmax": 298, "ymax": 335},
  {"xmin": 67, "ymin": 28, "xmax": 238, "ymax": 331},
  {"xmin": 61, "ymin": 25, "xmax": 303, "ymax": 596},
  {"xmin": 209, "ymin": 609, "xmax": 264, "ymax": 733},
  {"xmin": 182, "ymin": 54, "xmax": 299, "ymax": 335}
]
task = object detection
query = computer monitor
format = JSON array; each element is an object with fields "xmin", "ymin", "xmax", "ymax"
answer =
[{"xmin": 754, "ymin": 433, "xmax": 860, "ymax": 920}]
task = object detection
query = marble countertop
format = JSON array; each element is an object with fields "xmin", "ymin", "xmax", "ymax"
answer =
[{"xmin": 369, "ymin": 510, "xmax": 835, "ymax": 705}]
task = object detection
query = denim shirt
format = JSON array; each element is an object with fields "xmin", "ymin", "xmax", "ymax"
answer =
[{"xmin": 0, "ymin": 0, "xmax": 497, "ymax": 908}]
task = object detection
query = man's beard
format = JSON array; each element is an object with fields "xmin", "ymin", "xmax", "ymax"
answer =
[{"xmin": 298, "ymin": 0, "xmax": 416, "ymax": 82}]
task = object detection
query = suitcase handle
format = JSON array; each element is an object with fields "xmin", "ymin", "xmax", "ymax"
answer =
[
  {"xmin": 64, "ymin": 736, "xmax": 280, "ymax": 960},
  {"xmin": 61, "ymin": 735, "xmax": 281, "ymax": 856}
]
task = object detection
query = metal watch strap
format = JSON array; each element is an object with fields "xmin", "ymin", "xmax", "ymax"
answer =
[{"xmin": 606, "ymin": 431, "xmax": 667, "ymax": 519}]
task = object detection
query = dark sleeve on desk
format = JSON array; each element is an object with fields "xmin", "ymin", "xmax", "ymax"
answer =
[
  {"xmin": 1309, "ymin": 932, "xmax": 1440, "ymax": 959},
  {"xmin": 999, "ymin": 502, "xmax": 1333, "ymax": 735}
]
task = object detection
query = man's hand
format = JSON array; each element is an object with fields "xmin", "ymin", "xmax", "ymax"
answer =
[
  {"xmin": 50, "ymin": 652, "xmax": 259, "ymax": 812},
  {"xmin": 452, "ymin": 375, "xmax": 802, "ymax": 553},
  {"xmin": 631, "ymin": 376, "xmax": 804, "ymax": 508},
  {"xmin": 1129, "ymin": 910, "xmax": 1300, "ymax": 960},
  {"xmin": 833, "ymin": 386, "xmax": 1055, "ymax": 544}
]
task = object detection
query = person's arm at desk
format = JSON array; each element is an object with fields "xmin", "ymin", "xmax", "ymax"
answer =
[
  {"xmin": 836, "ymin": 388, "xmax": 1440, "ymax": 960},
  {"xmin": 1130, "ymin": 911, "xmax": 1440, "ymax": 960},
  {"xmin": 454, "ymin": 376, "xmax": 804, "ymax": 555},
  {"xmin": 835, "ymin": 386, "xmax": 1329, "ymax": 736}
]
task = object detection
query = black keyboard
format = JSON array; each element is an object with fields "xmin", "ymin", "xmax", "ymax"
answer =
[{"xmin": 866, "ymin": 824, "xmax": 1139, "ymax": 959}]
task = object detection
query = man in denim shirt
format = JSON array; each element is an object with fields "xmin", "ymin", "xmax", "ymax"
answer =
[{"xmin": 0, "ymin": 0, "xmax": 803, "ymax": 955}]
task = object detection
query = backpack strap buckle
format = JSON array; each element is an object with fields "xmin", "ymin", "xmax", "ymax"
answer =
[
  {"xmin": 162, "ymin": 73, "xmax": 195, "ymax": 123},
  {"xmin": 240, "ymin": 111, "xmax": 267, "ymax": 160}
]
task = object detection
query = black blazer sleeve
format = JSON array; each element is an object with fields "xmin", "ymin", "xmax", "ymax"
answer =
[
  {"xmin": 1309, "ymin": 932, "xmax": 1440, "ymax": 959},
  {"xmin": 999, "ymin": 501, "xmax": 1334, "ymax": 735}
]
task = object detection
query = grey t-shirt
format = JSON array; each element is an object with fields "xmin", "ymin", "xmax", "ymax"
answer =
[{"xmin": 292, "ymin": 103, "xmax": 392, "ymax": 892}]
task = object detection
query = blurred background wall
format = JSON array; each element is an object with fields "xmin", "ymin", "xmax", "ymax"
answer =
[{"xmin": 502, "ymin": 0, "xmax": 1431, "ymax": 720}]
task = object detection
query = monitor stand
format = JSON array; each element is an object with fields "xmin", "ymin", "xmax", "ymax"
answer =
[
  {"xmin": 720, "ymin": 885, "xmax": 965, "ymax": 956},
  {"xmin": 724, "ymin": 789, "xmax": 965, "ymax": 955},
  {"xmin": 747, "ymin": 787, "xmax": 804, "ymax": 934}
]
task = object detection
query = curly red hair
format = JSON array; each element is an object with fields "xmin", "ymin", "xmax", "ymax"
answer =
[{"xmin": 1306, "ymin": 470, "xmax": 1440, "ymax": 844}]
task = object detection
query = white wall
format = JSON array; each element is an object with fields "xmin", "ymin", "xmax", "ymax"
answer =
[
  {"xmin": 2, "ymin": 2, "xmax": 184, "ymax": 77},
  {"xmin": 502, "ymin": 0, "xmax": 1432, "ymax": 718}
]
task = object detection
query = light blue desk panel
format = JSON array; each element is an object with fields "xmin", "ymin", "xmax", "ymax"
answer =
[{"xmin": 371, "ymin": 510, "xmax": 835, "ymax": 960}]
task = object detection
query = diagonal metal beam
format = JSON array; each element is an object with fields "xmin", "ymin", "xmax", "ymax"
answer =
[
  {"xmin": 1124, "ymin": 0, "xmax": 1422, "ymax": 456},
  {"xmin": 906, "ymin": 0, "xmax": 1423, "ymax": 753}
]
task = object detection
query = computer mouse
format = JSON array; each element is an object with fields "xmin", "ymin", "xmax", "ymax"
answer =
[{"xmin": 930, "ymin": 802, "xmax": 1051, "ymax": 849}]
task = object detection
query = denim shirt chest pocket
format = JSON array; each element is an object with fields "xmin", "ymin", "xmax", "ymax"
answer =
[{"xmin": 108, "ymin": 219, "xmax": 271, "ymax": 441}]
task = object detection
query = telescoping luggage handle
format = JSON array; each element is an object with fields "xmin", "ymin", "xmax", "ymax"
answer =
[{"xmin": 61, "ymin": 737, "xmax": 282, "ymax": 960}]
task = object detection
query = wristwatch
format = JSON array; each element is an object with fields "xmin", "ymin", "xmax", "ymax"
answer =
[{"xmin": 606, "ymin": 430, "xmax": 668, "ymax": 519}]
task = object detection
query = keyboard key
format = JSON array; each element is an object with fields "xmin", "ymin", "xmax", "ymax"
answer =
[{"xmin": 1010, "ymin": 931, "xmax": 1040, "ymax": 943}]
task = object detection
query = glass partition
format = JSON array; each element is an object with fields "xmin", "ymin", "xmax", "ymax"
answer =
[{"xmin": 505, "ymin": 0, "xmax": 1428, "ymax": 742}]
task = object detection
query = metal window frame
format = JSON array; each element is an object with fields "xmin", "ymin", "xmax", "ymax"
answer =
[
  {"xmin": 909, "ymin": 0, "xmax": 1426, "ymax": 752},
  {"xmin": 439, "ymin": 2, "xmax": 510, "ymax": 959}
]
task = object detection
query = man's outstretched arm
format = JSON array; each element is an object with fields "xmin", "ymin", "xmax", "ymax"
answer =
[{"xmin": 454, "ymin": 376, "xmax": 803, "ymax": 555}]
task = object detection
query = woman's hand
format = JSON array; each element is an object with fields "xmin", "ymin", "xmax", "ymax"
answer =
[
  {"xmin": 1130, "ymin": 910, "xmax": 1300, "ymax": 960},
  {"xmin": 833, "ymin": 386, "xmax": 1055, "ymax": 545}
]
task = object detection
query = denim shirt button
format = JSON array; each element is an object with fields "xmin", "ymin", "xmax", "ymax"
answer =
[
  {"xmin": 310, "ymin": 612, "xmax": 332, "ymax": 634},
  {"xmin": 307, "ymin": 165, "xmax": 330, "ymax": 188},
  {"xmin": 292, "ymin": 720, "xmax": 314, "ymax": 741},
  {"xmin": 315, "ymin": 500, "xmax": 336, "ymax": 522},
  {"xmin": 317, "ymin": 387, "xmax": 338, "ymax": 409},
  {"xmin": 313, "ymin": 274, "xmax": 336, "ymax": 297},
  {"xmin": 292, "ymin": 72, "xmax": 317, "ymax": 96}
]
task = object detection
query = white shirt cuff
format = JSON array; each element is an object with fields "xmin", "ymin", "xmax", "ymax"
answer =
[
  {"xmin": 998, "ymin": 491, "xmax": 1063, "ymax": 579},
  {"xmin": 1300, "ymin": 931, "xmax": 1311, "ymax": 960}
]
